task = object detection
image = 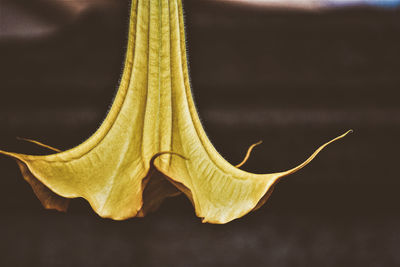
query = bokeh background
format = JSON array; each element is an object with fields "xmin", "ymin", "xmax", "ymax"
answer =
[{"xmin": 1, "ymin": 0, "xmax": 400, "ymax": 266}]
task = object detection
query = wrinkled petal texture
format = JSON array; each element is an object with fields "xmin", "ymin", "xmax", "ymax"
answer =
[{"xmin": 0, "ymin": 0, "xmax": 351, "ymax": 224}]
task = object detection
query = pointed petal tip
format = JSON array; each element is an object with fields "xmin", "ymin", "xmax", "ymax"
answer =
[
  {"xmin": 16, "ymin": 137, "xmax": 61, "ymax": 153},
  {"xmin": 274, "ymin": 129, "xmax": 353, "ymax": 179},
  {"xmin": 0, "ymin": 149, "xmax": 15, "ymax": 158},
  {"xmin": 342, "ymin": 129, "xmax": 353, "ymax": 136}
]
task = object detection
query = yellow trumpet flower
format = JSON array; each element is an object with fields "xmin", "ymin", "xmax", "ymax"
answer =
[{"xmin": 0, "ymin": 0, "xmax": 351, "ymax": 224}]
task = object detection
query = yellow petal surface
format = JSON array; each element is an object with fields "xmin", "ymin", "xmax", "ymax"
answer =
[{"xmin": 0, "ymin": 0, "xmax": 351, "ymax": 224}]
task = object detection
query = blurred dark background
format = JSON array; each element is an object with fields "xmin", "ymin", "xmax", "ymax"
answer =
[{"xmin": 1, "ymin": 0, "xmax": 400, "ymax": 266}]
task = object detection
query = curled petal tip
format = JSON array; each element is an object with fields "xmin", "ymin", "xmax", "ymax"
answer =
[
  {"xmin": 236, "ymin": 140, "xmax": 263, "ymax": 168},
  {"xmin": 150, "ymin": 151, "xmax": 188, "ymax": 165},
  {"xmin": 274, "ymin": 129, "xmax": 353, "ymax": 179}
]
